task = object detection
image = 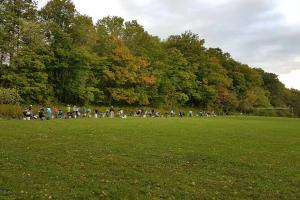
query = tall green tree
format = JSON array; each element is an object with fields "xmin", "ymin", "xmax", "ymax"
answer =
[
  {"xmin": 286, "ymin": 89, "xmax": 300, "ymax": 117},
  {"xmin": 40, "ymin": 0, "xmax": 102, "ymax": 104},
  {"xmin": 256, "ymin": 69, "xmax": 287, "ymax": 107},
  {"xmin": 158, "ymin": 48, "xmax": 197, "ymax": 107},
  {"xmin": 0, "ymin": 0, "xmax": 37, "ymax": 67},
  {"xmin": 0, "ymin": 0, "xmax": 51, "ymax": 104},
  {"xmin": 165, "ymin": 31, "xmax": 207, "ymax": 106}
]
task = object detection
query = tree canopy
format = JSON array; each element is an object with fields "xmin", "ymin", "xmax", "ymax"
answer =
[{"xmin": 0, "ymin": 0, "xmax": 299, "ymax": 116}]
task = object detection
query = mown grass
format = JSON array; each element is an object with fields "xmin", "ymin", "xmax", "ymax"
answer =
[{"xmin": 0, "ymin": 117, "xmax": 299, "ymax": 199}]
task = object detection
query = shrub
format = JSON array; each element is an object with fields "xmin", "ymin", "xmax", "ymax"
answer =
[
  {"xmin": 0, "ymin": 104, "xmax": 23, "ymax": 119},
  {"xmin": 0, "ymin": 88, "xmax": 22, "ymax": 104}
]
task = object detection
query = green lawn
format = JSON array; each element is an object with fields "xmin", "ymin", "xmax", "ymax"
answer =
[{"xmin": 0, "ymin": 117, "xmax": 299, "ymax": 199}]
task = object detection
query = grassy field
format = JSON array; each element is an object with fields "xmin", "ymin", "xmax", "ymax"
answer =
[{"xmin": 0, "ymin": 117, "xmax": 299, "ymax": 199}]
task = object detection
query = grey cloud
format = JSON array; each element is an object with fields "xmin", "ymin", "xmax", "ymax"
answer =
[{"xmin": 119, "ymin": 0, "xmax": 300, "ymax": 74}]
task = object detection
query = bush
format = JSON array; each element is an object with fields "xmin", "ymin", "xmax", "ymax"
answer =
[
  {"xmin": 0, "ymin": 88, "xmax": 22, "ymax": 104},
  {"xmin": 0, "ymin": 104, "xmax": 23, "ymax": 119},
  {"xmin": 253, "ymin": 108, "xmax": 292, "ymax": 117}
]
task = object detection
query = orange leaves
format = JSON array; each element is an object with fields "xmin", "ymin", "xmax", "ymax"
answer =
[
  {"xmin": 134, "ymin": 57, "xmax": 149, "ymax": 69},
  {"xmin": 217, "ymin": 85, "xmax": 229, "ymax": 104},
  {"xmin": 102, "ymin": 35, "xmax": 156, "ymax": 105},
  {"xmin": 105, "ymin": 36, "xmax": 156, "ymax": 86},
  {"xmin": 111, "ymin": 35, "xmax": 132, "ymax": 63},
  {"xmin": 142, "ymin": 75, "xmax": 157, "ymax": 85},
  {"xmin": 113, "ymin": 44, "xmax": 132, "ymax": 63},
  {"xmin": 114, "ymin": 67, "xmax": 137, "ymax": 84}
]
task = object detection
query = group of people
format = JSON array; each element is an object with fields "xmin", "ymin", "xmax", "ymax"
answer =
[
  {"xmin": 23, "ymin": 105, "xmax": 217, "ymax": 120},
  {"xmin": 23, "ymin": 105, "xmax": 120, "ymax": 120},
  {"xmin": 23, "ymin": 105, "xmax": 64, "ymax": 120}
]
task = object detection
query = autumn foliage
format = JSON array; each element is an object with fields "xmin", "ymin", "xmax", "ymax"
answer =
[{"xmin": 1, "ymin": 0, "xmax": 299, "ymax": 116}]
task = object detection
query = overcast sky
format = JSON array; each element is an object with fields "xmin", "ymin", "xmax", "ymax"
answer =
[{"xmin": 37, "ymin": 0, "xmax": 300, "ymax": 89}]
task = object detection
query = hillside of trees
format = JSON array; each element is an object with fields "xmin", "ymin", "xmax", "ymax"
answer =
[{"xmin": 1, "ymin": 0, "xmax": 300, "ymax": 116}]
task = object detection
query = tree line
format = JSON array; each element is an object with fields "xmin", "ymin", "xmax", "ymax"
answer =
[{"xmin": 1, "ymin": 0, "xmax": 300, "ymax": 116}]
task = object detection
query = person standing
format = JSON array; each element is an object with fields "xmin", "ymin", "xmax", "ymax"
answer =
[
  {"xmin": 188, "ymin": 110, "xmax": 193, "ymax": 117},
  {"xmin": 76, "ymin": 106, "xmax": 80, "ymax": 118},
  {"xmin": 82, "ymin": 106, "xmax": 87, "ymax": 117},
  {"xmin": 95, "ymin": 109, "xmax": 99, "ymax": 118},
  {"xmin": 67, "ymin": 105, "xmax": 71, "ymax": 118},
  {"xmin": 119, "ymin": 109, "xmax": 124, "ymax": 118},
  {"xmin": 109, "ymin": 106, "xmax": 115, "ymax": 118},
  {"xmin": 72, "ymin": 105, "xmax": 77, "ymax": 118},
  {"xmin": 57, "ymin": 109, "xmax": 63, "ymax": 119},
  {"xmin": 179, "ymin": 111, "xmax": 183, "ymax": 118},
  {"xmin": 170, "ymin": 110, "xmax": 175, "ymax": 117},
  {"xmin": 46, "ymin": 107, "xmax": 52, "ymax": 120},
  {"xmin": 52, "ymin": 105, "xmax": 58, "ymax": 118},
  {"xmin": 87, "ymin": 107, "xmax": 91, "ymax": 118}
]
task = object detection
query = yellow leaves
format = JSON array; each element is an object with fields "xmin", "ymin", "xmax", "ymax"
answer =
[
  {"xmin": 134, "ymin": 57, "xmax": 149, "ymax": 69},
  {"xmin": 209, "ymin": 56, "xmax": 221, "ymax": 66},
  {"xmin": 103, "ymin": 69, "xmax": 115, "ymax": 80},
  {"xmin": 115, "ymin": 67, "xmax": 137, "ymax": 84},
  {"xmin": 111, "ymin": 35, "xmax": 132, "ymax": 62},
  {"xmin": 113, "ymin": 45, "xmax": 132, "ymax": 62}
]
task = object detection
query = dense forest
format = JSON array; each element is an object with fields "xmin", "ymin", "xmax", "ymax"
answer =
[{"xmin": 1, "ymin": 0, "xmax": 300, "ymax": 116}]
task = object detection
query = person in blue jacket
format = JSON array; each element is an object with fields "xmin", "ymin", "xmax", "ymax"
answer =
[{"xmin": 46, "ymin": 107, "xmax": 52, "ymax": 120}]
